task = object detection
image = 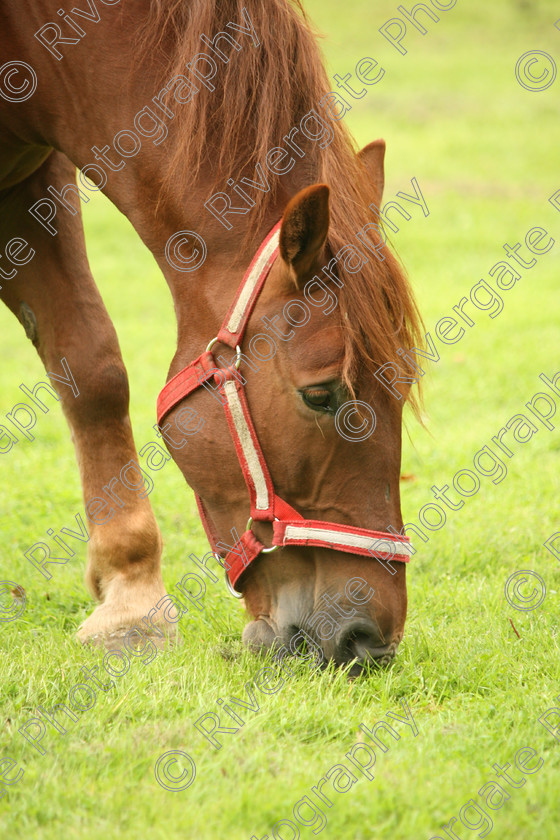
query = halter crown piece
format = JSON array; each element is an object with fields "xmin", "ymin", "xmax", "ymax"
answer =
[{"xmin": 157, "ymin": 222, "xmax": 413, "ymax": 597}]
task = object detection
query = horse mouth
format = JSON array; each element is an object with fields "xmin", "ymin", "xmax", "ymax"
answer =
[{"xmin": 339, "ymin": 637, "xmax": 398, "ymax": 667}]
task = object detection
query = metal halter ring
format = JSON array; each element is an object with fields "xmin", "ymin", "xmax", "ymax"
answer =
[
  {"xmin": 224, "ymin": 569, "xmax": 243, "ymax": 599},
  {"xmin": 206, "ymin": 337, "xmax": 242, "ymax": 370},
  {"xmin": 246, "ymin": 516, "xmax": 280, "ymax": 554},
  {"xmin": 213, "ymin": 552, "xmax": 244, "ymax": 599}
]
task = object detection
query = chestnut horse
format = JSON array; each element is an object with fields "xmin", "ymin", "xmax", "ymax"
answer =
[{"xmin": 0, "ymin": 0, "xmax": 422, "ymax": 670}]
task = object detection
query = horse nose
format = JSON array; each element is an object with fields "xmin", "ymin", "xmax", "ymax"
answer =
[
  {"xmin": 242, "ymin": 617, "xmax": 396, "ymax": 672},
  {"xmin": 333, "ymin": 619, "xmax": 393, "ymax": 668}
]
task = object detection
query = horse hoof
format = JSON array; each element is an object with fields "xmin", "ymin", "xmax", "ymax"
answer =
[
  {"xmin": 77, "ymin": 601, "xmax": 182, "ymax": 651},
  {"xmin": 78, "ymin": 626, "xmax": 181, "ymax": 652}
]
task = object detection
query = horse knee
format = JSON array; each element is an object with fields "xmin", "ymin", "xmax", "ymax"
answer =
[{"xmin": 64, "ymin": 356, "xmax": 130, "ymax": 423}]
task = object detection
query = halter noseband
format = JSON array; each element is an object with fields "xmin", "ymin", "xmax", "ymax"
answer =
[{"xmin": 157, "ymin": 222, "xmax": 413, "ymax": 596}]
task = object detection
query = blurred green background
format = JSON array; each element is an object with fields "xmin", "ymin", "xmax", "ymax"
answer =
[{"xmin": 1, "ymin": 1, "xmax": 559, "ymax": 838}]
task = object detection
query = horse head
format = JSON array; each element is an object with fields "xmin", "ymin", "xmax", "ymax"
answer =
[{"xmin": 160, "ymin": 141, "xmax": 420, "ymax": 673}]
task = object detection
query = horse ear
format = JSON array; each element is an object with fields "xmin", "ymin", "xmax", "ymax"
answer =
[
  {"xmin": 358, "ymin": 138, "xmax": 385, "ymax": 205},
  {"xmin": 279, "ymin": 184, "xmax": 330, "ymax": 285}
]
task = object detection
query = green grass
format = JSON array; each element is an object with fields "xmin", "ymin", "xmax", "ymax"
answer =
[{"xmin": 1, "ymin": 1, "xmax": 560, "ymax": 838}]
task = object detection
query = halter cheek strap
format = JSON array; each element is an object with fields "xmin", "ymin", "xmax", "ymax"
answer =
[{"xmin": 157, "ymin": 221, "xmax": 413, "ymax": 595}]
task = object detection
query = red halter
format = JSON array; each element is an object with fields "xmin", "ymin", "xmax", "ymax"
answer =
[{"xmin": 157, "ymin": 222, "xmax": 413, "ymax": 595}]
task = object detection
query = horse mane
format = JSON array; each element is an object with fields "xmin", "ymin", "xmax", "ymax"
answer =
[{"xmin": 140, "ymin": 0, "xmax": 424, "ymax": 411}]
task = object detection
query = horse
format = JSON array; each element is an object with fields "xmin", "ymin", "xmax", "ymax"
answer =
[{"xmin": 0, "ymin": 0, "xmax": 423, "ymax": 671}]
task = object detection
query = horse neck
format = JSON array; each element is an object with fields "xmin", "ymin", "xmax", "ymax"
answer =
[{"xmin": 10, "ymin": 2, "xmax": 288, "ymax": 353}]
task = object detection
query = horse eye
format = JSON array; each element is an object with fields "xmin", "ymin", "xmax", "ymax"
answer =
[{"xmin": 301, "ymin": 388, "xmax": 334, "ymax": 413}]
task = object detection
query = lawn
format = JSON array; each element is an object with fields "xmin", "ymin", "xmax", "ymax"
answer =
[{"xmin": 1, "ymin": 1, "xmax": 559, "ymax": 838}]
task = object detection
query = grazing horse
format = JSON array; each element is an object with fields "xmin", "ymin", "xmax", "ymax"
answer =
[{"xmin": 0, "ymin": 0, "xmax": 423, "ymax": 670}]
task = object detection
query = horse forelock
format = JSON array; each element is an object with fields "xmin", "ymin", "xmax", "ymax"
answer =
[{"xmin": 139, "ymin": 0, "xmax": 424, "ymax": 411}]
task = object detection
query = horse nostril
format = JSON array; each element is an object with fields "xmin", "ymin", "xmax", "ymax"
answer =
[{"xmin": 335, "ymin": 621, "xmax": 392, "ymax": 667}]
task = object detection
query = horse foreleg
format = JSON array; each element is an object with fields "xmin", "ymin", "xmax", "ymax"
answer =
[{"xmin": 0, "ymin": 151, "xmax": 175, "ymax": 647}]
